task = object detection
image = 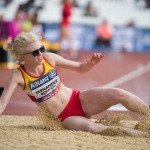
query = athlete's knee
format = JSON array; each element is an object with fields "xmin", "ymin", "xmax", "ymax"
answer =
[{"xmin": 111, "ymin": 88, "xmax": 127, "ymax": 102}]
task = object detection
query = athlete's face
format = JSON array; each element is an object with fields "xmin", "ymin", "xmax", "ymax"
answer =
[{"xmin": 22, "ymin": 41, "xmax": 44, "ymax": 65}]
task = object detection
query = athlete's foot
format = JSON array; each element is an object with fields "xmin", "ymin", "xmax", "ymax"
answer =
[{"xmin": 97, "ymin": 126, "xmax": 148, "ymax": 137}]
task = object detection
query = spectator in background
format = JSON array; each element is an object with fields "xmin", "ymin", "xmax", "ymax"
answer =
[
  {"xmin": 31, "ymin": 12, "xmax": 43, "ymax": 36},
  {"xmin": 0, "ymin": 15, "xmax": 8, "ymax": 39},
  {"xmin": 59, "ymin": 0, "xmax": 79, "ymax": 60},
  {"xmin": 95, "ymin": 20, "xmax": 112, "ymax": 50},
  {"xmin": 83, "ymin": 1, "xmax": 97, "ymax": 17},
  {"xmin": 0, "ymin": 0, "xmax": 12, "ymax": 8},
  {"xmin": 0, "ymin": 6, "xmax": 22, "ymax": 40},
  {"xmin": 15, "ymin": 0, "xmax": 44, "ymax": 33},
  {"xmin": 72, "ymin": 0, "xmax": 80, "ymax": 8},
  {"xmin": 0, "ymin": 0, "xmax": 5, "ymax": 8},
  {"xmin": 21, "ymin": 13, "xmax": 33, "ymax": 32},
  {"xmin": 16, "ymin": 4, "xmax": 26, "ymax": 20},
  {"xmin": 10, "ymin": 10, "xmax": 23, "ymax": 38},
  {"xmin": 22, "ymin": 0, "xmax": 35, "ymax": 13},
  {"xmin": 145, "ymin": 0, "xmax": 150, "ymax": 8},
  {"xmin": 17, "ymin": 0, "xmax": 44, "ymax": 15},
  {"xmin": 4, "ymin": 0, "xmax": 12, "ymax": 6},
  {"xmin": 125, "ymin": 20, "xmax": 135, "ymax": 27}
]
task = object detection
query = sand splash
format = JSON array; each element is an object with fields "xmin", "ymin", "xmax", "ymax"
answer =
[
  {"xmin": 134, "ymin": 107, "xmax": 150, "ymax": 137},
  {"xmin": 34, "ymin": 106, "xmax": 65, "ymax": 131},
  {"xmin": 94, "ymin": 108, "xmax": 150, "ymax": 137},
  {"xmin": 95, "ymin": 113, "xmax": 132, "ymax": 126},
  {"xmin": 94, "ymin": 113, "xmax": 133, "ymax": 136},
  {"xmin": 33, "ymin": 106, "xmax": 150, "ymax": 137}
]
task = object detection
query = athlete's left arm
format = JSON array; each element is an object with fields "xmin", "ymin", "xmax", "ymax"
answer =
[
  {"xmin": 0, "ymin": 70, "xmax": 21, "ymax": 115},
  {"xmin": 43, "ymin": 53, "xmax": 104, "ymax": 73}
]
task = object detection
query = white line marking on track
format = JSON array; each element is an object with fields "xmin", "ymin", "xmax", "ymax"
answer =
[{"xmin": 102, "ymin": 63, "xmax": 150, "ymax": 88}]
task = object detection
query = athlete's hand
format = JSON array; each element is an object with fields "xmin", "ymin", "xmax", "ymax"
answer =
[{"xmin": 86, "ymin": 53, "xmax": 104, "ymax": 65}]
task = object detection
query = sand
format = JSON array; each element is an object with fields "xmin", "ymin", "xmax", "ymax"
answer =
[{"xmin": 0, "ymin": 111, "xmax": 150, "ymax": 150}]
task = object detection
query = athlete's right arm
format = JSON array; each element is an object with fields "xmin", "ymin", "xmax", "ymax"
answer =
[{"xmin": 0, "ymin": 69, "xmax": 22, "ymax": 115}]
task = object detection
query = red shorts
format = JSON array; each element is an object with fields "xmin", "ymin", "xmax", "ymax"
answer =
[{"xmin": 58, "ymin": 90, "xmax": 86, "ymax": 122}]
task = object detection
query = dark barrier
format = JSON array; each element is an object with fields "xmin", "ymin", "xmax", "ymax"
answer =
[{"xmin": 0, "ymin": 40, "xmax": 18, "ymax": 69}]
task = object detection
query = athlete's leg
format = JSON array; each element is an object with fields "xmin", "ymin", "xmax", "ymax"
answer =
[
  {"xmin": 62, "ymin": 116, "xmax": 107, "ymax": 132},
  {"xmin": 79, "ymin": 87, "xmax": 148, "ymax": 116},
  {"xmin": 59, "ymin": 25, "xmax": 66, "ymax": 51},
  {"xmin": 59, "ymin": 25, "xmax": 69, "ymax": 58},
  {"xmin": 62, "ymin": 116, "xmax": 147, "ymax": 137},
  {"xmin": 61, "ymin": 25, "xmax": 78, "ymax": 60},
  {"xmin": 59, "ymin": 25, "xmax": 78, "ymax": 60}
]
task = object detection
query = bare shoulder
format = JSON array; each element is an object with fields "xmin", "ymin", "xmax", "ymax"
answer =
[
  {"xmin": 43, "ymin": 52, "xmax": 61, "ymax": 65},
  {"xmin": 43, "ymin": 52, "xmax": 60, "ymax": 60}
]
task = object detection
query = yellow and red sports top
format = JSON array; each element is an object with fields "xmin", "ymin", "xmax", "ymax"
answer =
[{"xmin": 18, "ymin": 57, "xmax": 61, "ymax": 103}]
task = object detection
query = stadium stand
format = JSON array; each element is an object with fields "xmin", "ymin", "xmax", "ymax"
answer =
[{"xmin": 0, "ymin": 0, "xmax": 150, "ymax": 28}]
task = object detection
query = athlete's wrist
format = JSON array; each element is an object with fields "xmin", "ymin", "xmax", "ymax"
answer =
[{"xmin": 86, "ymin": 60, "xmax": 96, "ymax": 66}]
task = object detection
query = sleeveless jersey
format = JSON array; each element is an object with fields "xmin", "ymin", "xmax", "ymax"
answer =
[{"xmin": 18, "ymin": 57, "xmax": 61, "ymax": 103}]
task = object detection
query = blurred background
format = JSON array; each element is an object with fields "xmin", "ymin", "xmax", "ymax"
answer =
[{"xmin": 0, "ymin": 0, "xmax": 150, "ymax": 117}]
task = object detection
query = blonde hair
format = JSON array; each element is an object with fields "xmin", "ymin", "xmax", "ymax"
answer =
[{"xmin": 3, "ymin": 32, "xmax": 42, "ymax": 64}]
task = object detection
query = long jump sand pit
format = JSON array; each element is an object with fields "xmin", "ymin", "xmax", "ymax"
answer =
[{"xmin": 0, "ymin": 110, "xmax": 150, "ymax": 150}]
